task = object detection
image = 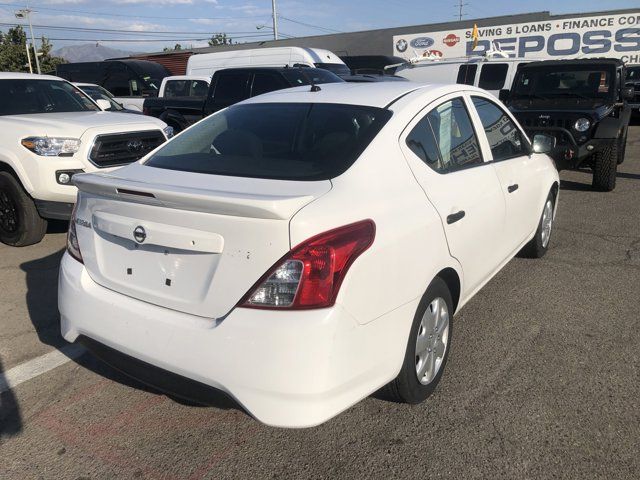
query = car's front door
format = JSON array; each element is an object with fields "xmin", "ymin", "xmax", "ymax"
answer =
[
  {"xmin": 468, "ymin": 94, "xmax": 541, "ymax": 249},
  {"xmin": 399, "ymin": 95, "xmax": 507, "ymax": 295}
]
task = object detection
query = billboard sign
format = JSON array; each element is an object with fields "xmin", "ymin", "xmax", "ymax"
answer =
[{"xmin": 393, "ymin": 12, "xmax": 640, "ymax": 63}]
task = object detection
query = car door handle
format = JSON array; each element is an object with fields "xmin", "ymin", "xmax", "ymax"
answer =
[
  {"xmin": 447, "ymin": 210, "xmax": 465, "ymax": 224},
  {"xmin": 508, "ymin": 184, "xmax": 519, "ymax": 193}
]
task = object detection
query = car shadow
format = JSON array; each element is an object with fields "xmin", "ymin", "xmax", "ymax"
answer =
[
  {"xmin": 19, "ymin": 249, "xmax": 244, "ymax": 415},
  {"xmin": 559, "ymin": 179, "xmax": 593, "ymax": 192},
  {"xmin": 617, "ymin": 172, "xmax": 640, "ymax": 180},
  {"xmin": 0, "ymin": 356, "xmax": 23, "ymax": 441}
]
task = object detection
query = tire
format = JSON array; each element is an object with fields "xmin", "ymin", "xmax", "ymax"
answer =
[
  {"xmin": 617, "ymin": 132, "xmax": 627, "ymax": 165},
  {"xmin": 520, "ymin": 191, "xmax": 555, "ymax": 259},
  {"xmin": 592, "ymin": 143, "xmax": 617, "ymax": 191},
  {"xmin": 0, "ymin": 171, "xmax": 47, "ymax": 247},
  {"xmin": 383, "ymin": 277, "xmax": 453, "ymax": 404}
]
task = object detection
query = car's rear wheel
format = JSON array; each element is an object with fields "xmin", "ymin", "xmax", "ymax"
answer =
[
  {"xmin": 520, "ymin": 192, "xmax": 555, "ymax": 259},
  {"xmin": 383, "ymin": 277, "xmax": 453, "ymax": 404},
  {"xmin": 592, "ymin": 143, "xmax": 617, "ymax": 191},
  {"xmin": 0, "ymin": 172, "xmax": 47, "ymax": 247}
]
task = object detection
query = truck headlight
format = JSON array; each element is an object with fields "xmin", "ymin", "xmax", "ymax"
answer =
[
  {"xmin": 163, "ymin": 126, "xmax": 174, "ymax": 139},
  {"xmin": 573, "ymin": 118, "xmax": 591, "ymax": 132},
  {"xmin": 21, "ymin": 137, "xmax": 81, "ymax": 156}
]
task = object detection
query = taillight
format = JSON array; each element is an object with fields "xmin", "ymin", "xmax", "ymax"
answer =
[
  {"xmin": 240, "ymin": 220, "xmax": 375, "ymax": 310},
  {"xmin": 67, "ymin": 202, "xmax": 83, "ymax": 263}
]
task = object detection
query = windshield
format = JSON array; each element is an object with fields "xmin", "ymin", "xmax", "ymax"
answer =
[
  {"xmin": 0, "ymin": 79, "xmax": 100, "ymax": 115},
  {"xmin": 513, "ymin": 65, "xmax": 615, "ymax": 100},
  {"xmin": 627, "ymin": 67, "xmax": 640, "ymax": 82},
  {"xmin": 281, "ymin": 68, "xmax": 344, "ymax": 86},
  {"xmin": 315, "ymin": 63, "xmax": 351, "ymax": 76},
  {"xmin": 80, "ymin": 85, "xmax": 123, "ymax": 111},
  {"xmin": 145, "ymin": 102, "xmax": 392, "ymax": 181}
]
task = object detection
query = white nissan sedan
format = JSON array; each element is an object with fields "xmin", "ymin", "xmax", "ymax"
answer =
[{"xmin": 59, "ymin": 82, "xmax": 559, "ymax": 428}]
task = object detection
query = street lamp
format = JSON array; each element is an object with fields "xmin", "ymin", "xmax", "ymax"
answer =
[{"xmin": 15, "ymin": 8, "xmax": 41, "ymax": 74}]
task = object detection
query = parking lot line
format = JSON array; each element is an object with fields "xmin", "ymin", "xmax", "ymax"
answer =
[{"xmin": 0, "ymin": 344, "xmax": 85, "ymax": 394}]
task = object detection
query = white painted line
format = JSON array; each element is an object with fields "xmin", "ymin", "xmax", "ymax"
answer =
[{"xmin": 0, "ymin": 344, "xmax": 85, "ymax": 394}]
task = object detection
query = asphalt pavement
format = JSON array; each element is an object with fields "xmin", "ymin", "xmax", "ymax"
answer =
[{"xmin": 1, "ymin": 127, "xmax": 639, "ymax": 479}]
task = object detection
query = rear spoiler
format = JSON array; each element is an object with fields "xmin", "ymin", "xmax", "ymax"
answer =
[{"xmin": 74, "ymin": 172, "xmax": 317, "ymax": 220}]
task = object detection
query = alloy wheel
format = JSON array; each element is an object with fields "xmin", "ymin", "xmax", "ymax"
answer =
[{"xmin": 415, "ymin": 297, "xmax": 450, "ymax": 385}]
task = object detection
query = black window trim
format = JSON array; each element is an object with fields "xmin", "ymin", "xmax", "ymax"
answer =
[
  {"xmin": 470, "ymin": 94, "xmax": 533, "ymax": 162},
  {"xmin": 404, "ymin": 94, "xmax": 488, "ymax": 176}
]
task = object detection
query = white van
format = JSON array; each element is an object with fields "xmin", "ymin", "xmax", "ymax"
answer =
[
  {"xmin": 396, "ymin": 56, "xmax": 532, "ymax": 97},
  {"xmin": 186, "ymin": 47, "xmax": 349, "ymax": 77}
]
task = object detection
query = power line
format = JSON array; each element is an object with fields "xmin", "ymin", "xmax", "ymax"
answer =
[
  {"xmin": 278, "ymin": 16, "xmax": 342, "ymax": 34},
  {"xmin": 1, "ymin": 23, "xmax": 269, "ymax": 36},
  {"xmin": 41, "ymin": 34, "xmax": 275, "ymax": 43},
  {"xmin": 454, "ymin": 0, "xmax": 469, "ymax": 21},
  {"xmin": 0, "ymin": 2, "xmax": 269, "ymax": 21}
]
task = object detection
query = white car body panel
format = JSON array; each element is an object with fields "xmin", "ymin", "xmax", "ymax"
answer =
[
  {"xmin": 186, "ymin": 47, "xmax": 346, "ymax": 77},
  {"xmin": 59, "ymin": 81, "xmax": 559, "ymax": 427}
]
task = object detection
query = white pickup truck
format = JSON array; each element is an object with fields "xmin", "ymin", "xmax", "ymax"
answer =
[
  {"xmin": 158, "ymin": 75, "xmax": 210, "ymax": 98},
  {"xmin": 0, "ymin": 73, "xmax": 172, "ymax": 247}
]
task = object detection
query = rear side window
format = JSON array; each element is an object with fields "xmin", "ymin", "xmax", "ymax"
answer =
[
  {"xmin": 406, "ymin": 98, "xmax": 482, "ymax": 173},
  {"xmin": 251, "ymin": 73, "xmax": 287, "ymax": 97},
  {"xmin": 164, "ymin": 80, "xmax": 188, "ymax": 97},
  {"xmin": 145, "ymin": 103, "xmax": 392, "ymax": 181},
  {"xmin": 478, "ymin": 64, "xmax": 509, "ymax": 90},
  {"xmin": 456, "ymin": 64, "xmax": 477, "ymax": 85},
  {"xmin": 471, "ymin": 96, "xmax": 527, "ymax": 161},
  {"xmin": 212, "ymin": 72, "xmax": 250, "ymax": 103}
]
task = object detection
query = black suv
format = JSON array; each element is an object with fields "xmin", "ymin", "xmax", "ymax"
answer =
[{"xmin": 501, "ymin": 59, "xmax": 634, "ymax": 191}]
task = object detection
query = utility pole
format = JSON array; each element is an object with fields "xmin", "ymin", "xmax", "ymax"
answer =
[
  {"xmin": 271, "ymin": 0, "xmax": 278, "ymax": 40},
  {"xmin": 25, "ymin": 42, "xmax": 33, "ymax": 73},
  {"xmin": 455, "ymin": 0, "xmax": 468, "ymax": 22},
  {"xmin": 15, "ymin": 7, "xmax": 40, "ymax": 74}
]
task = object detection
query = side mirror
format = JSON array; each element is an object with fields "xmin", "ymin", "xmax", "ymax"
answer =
[
  {"xmin": 622, "ymin": 86, "xmax": 635, "ymax": 101},
  {"xmin": 532, "ymin": 134, "xmax": 556, "ymax": 154},
  {"xmin": 499, "ymin": 89, "xmax": 511, "ymax": 103},
  {"xmin": 95, "ymin": 99, "xmax": 111, "ymax": 111}
]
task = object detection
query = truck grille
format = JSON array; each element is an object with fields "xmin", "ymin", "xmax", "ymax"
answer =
[{"xmin": 89, "ymin": 130, "xmax": 165, "ymax": 168}]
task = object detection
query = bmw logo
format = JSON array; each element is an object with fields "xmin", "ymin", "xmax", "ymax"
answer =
[
  {"xmin": 133, "ymin": 225, "xmax": 147, "ymax": 243},
  {"xmin": 396, "ymin": 39, "xmax": 408, "ymax": 53}
]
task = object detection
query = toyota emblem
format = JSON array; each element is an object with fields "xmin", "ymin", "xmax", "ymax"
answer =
[
  {"xmin": 133, "ymin": 225, "xmax": 147, "ymax": 243},
  {"xmin": 126, "ymin": 139, "xmax": 144, "ymax": 153}
]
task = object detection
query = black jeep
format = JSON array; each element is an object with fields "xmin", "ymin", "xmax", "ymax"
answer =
[{"xmin": 500, "ymin": 59, "xmax": 634, "ymax": 191}]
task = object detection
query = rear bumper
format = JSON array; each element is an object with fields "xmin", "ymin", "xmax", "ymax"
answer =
[{"xmin": 58, "ymin": 253, "xmax": 414, "ymax": 428}]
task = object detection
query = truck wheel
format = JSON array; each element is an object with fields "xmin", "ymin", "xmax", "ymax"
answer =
[
  {"xmin": 617, "ymin": 132, "xmax": 627, "ymax": 165},
  {"xmin": 383, "ymin": 277, "xmax": 453, "ymax": 404},
  {"xmin": 592, "ymin": 143, "xmax": 617, "ymax": 192},
  {"xmin": 0, "ymin": 172, "xmax": 47, "ymax": 246}
]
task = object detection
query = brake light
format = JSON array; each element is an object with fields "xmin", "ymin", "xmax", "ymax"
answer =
[
  {"xmin": 240, "ymin": 220, "xmax": 375, "ymax": 309},
  {"xmin": 67, "ymin": 202, "xmax": 83, "ymax": 264}
]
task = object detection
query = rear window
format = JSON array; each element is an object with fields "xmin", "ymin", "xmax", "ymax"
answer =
[
  {"xmin": 456, "ymin": 64, "xmax": 477, "ymax": 85},
  {"xmin": 145, "ymin": 102, "xmax": 392, "ymax": 181},
  {"xmin": 281, "ymin": 68, "xmax": 344, "ymax": 86}
]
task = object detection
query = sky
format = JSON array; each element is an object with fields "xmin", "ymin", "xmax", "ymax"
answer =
[{"xmin": 0, "ymin": 0, "xmax": 638, "ymax": 53}]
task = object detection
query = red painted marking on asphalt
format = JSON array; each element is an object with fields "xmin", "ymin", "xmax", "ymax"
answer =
[{"xmin": 84, "ymin": 395, "xmax": 165, "ymax": 438}]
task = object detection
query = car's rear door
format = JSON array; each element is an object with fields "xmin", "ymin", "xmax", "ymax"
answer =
[
  {"xmin": 399, "ymin": 93, "xmax": 508, "ymax": 295},
  {"xmin": 468, "ymin": 93, "xmax": 541, "ymax": 248}
]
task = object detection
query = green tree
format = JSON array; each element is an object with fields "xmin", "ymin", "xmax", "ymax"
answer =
[
  {"xmin": 0, "ymin": 26, "xmax": 66, "ymax": 73},
  {"xmin": 208, "ymin": 33, "xmax": 232, "ymax": 47},
  {"xmin": 163, "ymin": 43, "xmax": 183, "ymax": 52}
]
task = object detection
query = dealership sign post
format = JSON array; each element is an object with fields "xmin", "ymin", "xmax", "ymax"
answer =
[{"xmin": 393, "ymin": 12, "xmax": 640, "ymax": 63}]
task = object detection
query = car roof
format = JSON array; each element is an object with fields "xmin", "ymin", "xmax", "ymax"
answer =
[
  {"xmin": 0, "ymin": 72, "xmax": 63, "ymax": 81},
  {"xmin": 521, "ymin": 58, "xmax": 623, "ymax": 68},
  {"xmin": 239, "ymin": 81, "xmax": 455, "ymax": 108}
]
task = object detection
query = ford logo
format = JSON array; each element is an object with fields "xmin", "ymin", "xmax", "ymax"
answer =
[
  {"xmin": 410, "ymin": 37, "xmax": 435, "ymax": 49},
  {"xmin": 133, "ymin": 225, "xmax": 147, "ymax": 244},
  {"xmin": 126, "ymin": 139, "xmax": 144, "ymax": 153}
]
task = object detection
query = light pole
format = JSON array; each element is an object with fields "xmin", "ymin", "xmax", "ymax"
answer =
[
  {"xmin": 271, "ymin": 0, "xmax": 278, "ymax": 41},
  {"xmin": 15, "ymin": 8, "xmax": 41, "ymax": 74}
]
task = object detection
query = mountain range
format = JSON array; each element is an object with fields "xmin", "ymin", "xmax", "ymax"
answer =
[{"xmin": 52, "ymin": 44, "xmax": 135, "ymax": 63}]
